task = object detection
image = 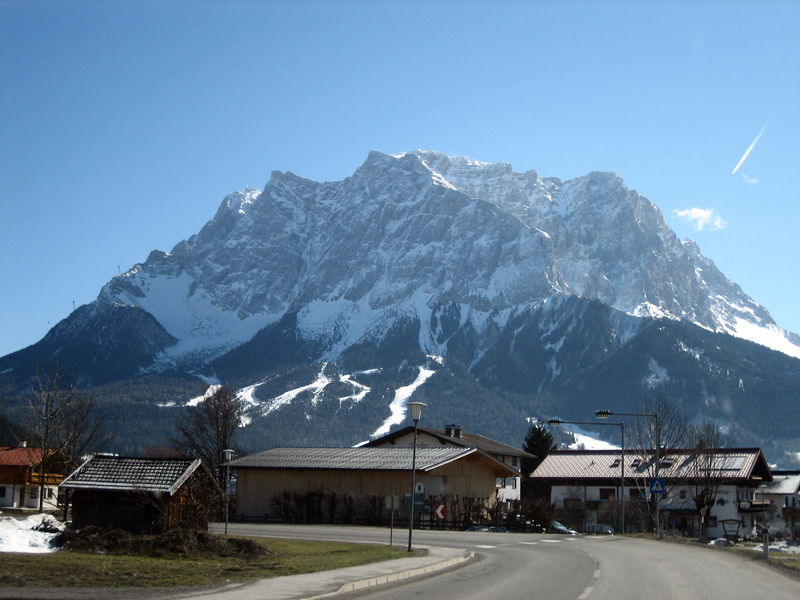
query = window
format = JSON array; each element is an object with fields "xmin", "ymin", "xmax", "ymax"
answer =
[
  {"xmin": 29, "ymin": 487, "xmax": 39, "ymax": 499},
  {"xmin": 496, "ymin": 477, "xmax": 505, "ymax": 487},
  {"xmin": 679, "ymin": 489, "xmax": 687, "ymax": 500},
  {"xmin": 511, "ymin": 478, "xmax": 517, "ymax": 489},
  {"xmin": 708, "ymin": 516, "xmax": 718, "ymax": 528},
  {"xmin": 0, "ymin": 486, "xmax": 5, "ymax": 498},
  {"xmin": 599, "ymin": 488, "xmax": 616, "ymax": 500},
  {"xmin": 512, "ymin": 456, "xmax": 518, "ymax": 467}
]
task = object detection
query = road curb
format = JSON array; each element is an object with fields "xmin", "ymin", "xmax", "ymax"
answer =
[{"xmin": 308, "ymin": 550, "xmax": 475, "ymax": 598}]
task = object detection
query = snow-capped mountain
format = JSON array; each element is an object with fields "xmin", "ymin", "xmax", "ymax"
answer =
[
  {"xmin": 2, "ymin": 150, "xmax": 799, "ymax": 464},
  {"xmin": 100, "ymin": 150, "xmax": 798, "ymax": 367}
]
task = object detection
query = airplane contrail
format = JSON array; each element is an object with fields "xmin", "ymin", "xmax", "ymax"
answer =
[{"xmin": 731, "ymin": 117, "xmax": 772, "ymax": 175}]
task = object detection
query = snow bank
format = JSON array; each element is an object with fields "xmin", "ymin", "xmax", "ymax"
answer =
[{"xmin": 0, "ymin": 514, "xmax": 64, "ymax": 553}]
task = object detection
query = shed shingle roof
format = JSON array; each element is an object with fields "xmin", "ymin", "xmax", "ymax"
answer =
[
  {"xmin": 227, "ymin": 446, "xmax": 517, "ymax": 476},
  {"xmin": 60, "ymin": 455, "xmax": 203, "ymax": 495}
]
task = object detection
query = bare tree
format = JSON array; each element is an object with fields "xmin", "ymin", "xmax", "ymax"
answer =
[
  {"xmin": 685, "ymin": 421, "xmax": 724, "ymax": 539},
  {"xmin": 173, "ymin": 386, "xmax": 245, "ymax": 487},
  {"xmin": 627, "ymin": 394, "xmax": 688, "ymax": 529},
  {"xmin": 26, "ymin": 369, "xmax": 66, "ymax": 512},
  {"xmin": 26, "ymin": 367, "xmax": 107, "ymax": 513}
]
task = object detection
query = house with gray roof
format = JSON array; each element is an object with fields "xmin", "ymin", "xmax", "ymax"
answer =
[
  {"xmin": 755, "ymin": 470, "xmax": 800, "ymax": 536},
  {"xmin": 227, "ymin": 446, "xmax": 518, "ymax": 527},
  {"xmin": 361, "ymin": 424, "xmax": 534, "ymax": 510},
  {"xmin": 531, "ymin": 448, "xmax": 772, "ymax": 537},
  {"xmin": 60, "ymin": 455, "xmax": 217, "ymax": 533}
]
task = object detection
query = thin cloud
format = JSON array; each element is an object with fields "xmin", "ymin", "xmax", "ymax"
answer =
[
  {"xmin": 731, "ymin": 115, "xmax": 773, "ymax": 175},
  {"xmin": 740, "ymin": 173, "xmax": 759, "ymax": 184},
  {"xmin": 674, "ymin": 208, "xmax": 726, "ymax": 231}
]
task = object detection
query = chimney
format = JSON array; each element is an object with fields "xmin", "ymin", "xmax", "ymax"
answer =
[{"xmin": 445, "ymin": 424, "xmax": 462, "ymax": 439}]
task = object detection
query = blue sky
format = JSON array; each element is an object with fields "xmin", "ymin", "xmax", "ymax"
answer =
[{"xmin": 1, "ymin": 1, "xmax": 798, "ymax": 357}]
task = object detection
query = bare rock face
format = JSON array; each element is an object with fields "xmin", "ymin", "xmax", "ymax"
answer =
[{"xmin": 2, "ymin": 150, "xmax": 799, "ymax": 465}]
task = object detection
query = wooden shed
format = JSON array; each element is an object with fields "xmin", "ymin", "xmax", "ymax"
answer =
[{"xmin": 60, "ymin": 455, "xmax": 217, "ymax": 534}]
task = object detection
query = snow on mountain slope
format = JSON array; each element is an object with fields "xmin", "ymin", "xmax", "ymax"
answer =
[
  {"xmin": 411, "ymin": 150, "xmax": 800, "ymax": 358},
  {"xmin": 95, "ymin": 150, "xmax": 799, "ymax": 365}
]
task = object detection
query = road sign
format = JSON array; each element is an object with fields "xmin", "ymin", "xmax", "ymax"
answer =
[
  {"xmin": 403, "ymin": 493, "xmax": 424, "ymax": 518},
  {"xmin": 434, "ymin": 503, "xmax": 446, "ymax": 520},
  {"xmin": 649, "ymin": 477, "xmax": 666, "ymax": 494}
]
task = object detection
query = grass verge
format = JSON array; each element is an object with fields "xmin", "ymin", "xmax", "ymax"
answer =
[
  {"xmin": 0, "ymin": 536, "xmax": 418, "ymax": 588},
  {"xmin": 626, "ymin": 533, "xmax": 800, "ymax": 574}
]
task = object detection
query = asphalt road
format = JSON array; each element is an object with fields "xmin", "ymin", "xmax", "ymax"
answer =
[{"xmin": 214, "ymin": 523, "xmax": 800, "ymax": 600}]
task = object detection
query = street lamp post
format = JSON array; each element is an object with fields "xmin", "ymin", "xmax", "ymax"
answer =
[
  {"xmin": 407, "ymin": 402, "xmax": 426, "ymax": 552},
  {"xmin": 596, "ymin": 409, "xmax": 661, "ymax": 538},
  {"xmin": 547, "ymin": 418, "xmax": 625, "ymax": 535},
  {"xmin": 222, "ymin": 448, "xmax": 234, "ymax": 535}
]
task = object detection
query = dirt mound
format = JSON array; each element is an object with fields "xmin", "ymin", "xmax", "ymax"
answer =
[{"xmin": 53, "ymin": 527, "xmax": 272, "ymax": 559}]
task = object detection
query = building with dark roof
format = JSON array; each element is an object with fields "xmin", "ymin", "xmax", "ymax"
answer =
[
  {"xmin": 60, "ymin": 455, "xmax": 217, "ymax": 533},
  {"xmin": 361, "ymin": 424, "xmax": 533, "ymax": 509},
  {"xmin": 227, "ymin": 446, "xmax": 518, "ymax": 527}
]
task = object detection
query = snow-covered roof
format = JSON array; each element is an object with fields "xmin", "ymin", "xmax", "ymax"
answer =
[{"xmin": 757, "ymin": 472, "xmax": 800, "ymax": 495}]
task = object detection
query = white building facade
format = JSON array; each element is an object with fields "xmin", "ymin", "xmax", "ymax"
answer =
[{"xmin": 534, "ymin": 448, "xmax": 773, "ymax": 538}]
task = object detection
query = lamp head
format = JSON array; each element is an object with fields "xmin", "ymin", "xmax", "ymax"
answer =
[
  {"xmin": 408, "ymin": 402, "xmax": 426, "ymax": 422},
  {"xmin": 595, "ymin": 409, "xmax": 613, "ymax": 419},
  {"xmin": 223, "ymin": 448, "xmax": 234, "ymax": 462}
]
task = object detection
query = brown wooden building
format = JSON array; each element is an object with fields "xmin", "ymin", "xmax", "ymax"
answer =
[
  {"xmin": 227, "ymin": 446, "xmax": 517, "ymax": 526},
  {"xmin": 60, "ymin": 455, "xmax": 217, "ymax": 533},
  {"xmin": 0, "ymin": 444, "xmax": 64, "ymax": 510}
]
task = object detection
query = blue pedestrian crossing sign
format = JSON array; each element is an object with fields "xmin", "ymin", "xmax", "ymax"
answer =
[{"xmin": 649, "ymin": 477, "xmax": 666, "ymax": 494}]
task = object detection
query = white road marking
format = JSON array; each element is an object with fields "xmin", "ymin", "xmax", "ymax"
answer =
[
  {"xmin": 518, "ymin": 541, "xmax": 538, "ymax": 545},
  {"xmin": 578, "ymin": 586, "xmax": 594, "ymax": 599},
  {"xmin": 475, "ymin": 545, "xmax": 496, "ymax": 549},
  {"xmin": 540, "ymin": 539, "xmax": 562, "ymax": 543},
  {"xmin": 594, "ymin": 569, "xmax": 601, "ymax": 579}
]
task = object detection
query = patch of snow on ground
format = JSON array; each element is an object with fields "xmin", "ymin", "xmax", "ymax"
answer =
[
  {"xmin": 262, "ymin": 364, "xmax": 331, "ymax": 416},
  {"xmin": 338, "ymin": 374, "xmax": 371, "ymax": 404},
  {"xmin": 0, "ymin": 514, "xmax": 64, "ymax": 553},
  {"xmin": 185, "ymin": 384, "xmax": 222, "ymax": 407},
  {"xmin": 560, "ymin": 425, "xmax": 620, "ymax": 450},
  {"xmin": 426, "ymin": 354, "xmax": 444, "ymax": 365},
  {"xmin": 117, "ymin": 271, "xmax": 282, "ymax": 362},
  {"xmin": 371, "ymin": 367, "xmax": 436, "ymax": 438},
  {"xmin": 742, "ymin": 540, "xmax": 800, "ymax": 554},
  {"xmin": 644, "ymin": 358, "xmax": 669, "ymax": 389},
  {"xmin": 727, "ymin": 317, "xmax": 800, "ymax": 359}
]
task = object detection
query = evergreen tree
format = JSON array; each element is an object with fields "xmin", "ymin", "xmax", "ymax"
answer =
[{"xmin": 521, "ymin": 421, "xmax": 556, "ymax": 499}]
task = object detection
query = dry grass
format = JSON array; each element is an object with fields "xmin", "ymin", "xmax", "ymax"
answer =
[{"xmin": 0, "ymin": 534, "xmax": 417, "ymax": 588}]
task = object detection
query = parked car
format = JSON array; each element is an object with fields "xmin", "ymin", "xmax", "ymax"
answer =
[
  {"xmin": 549, "ymin": 520, "xmax": 578, "ymax": 535},
  {"xmin": 586, "ymin": 523, "xmax": 615, "ymax": 535},
  {"xmin": 506, "ymin": 513, "xmax": 546, "ymax": 533}
]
